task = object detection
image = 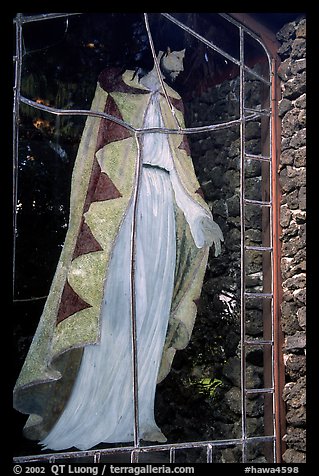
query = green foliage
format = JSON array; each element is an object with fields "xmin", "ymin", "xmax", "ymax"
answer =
[{"xmin": 187, "ymin": 376, "xmax": 223, "ymax": 399}]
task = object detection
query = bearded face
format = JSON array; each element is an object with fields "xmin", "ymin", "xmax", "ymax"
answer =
[{"xmin": 160, "ymin": 48, "xmax": 185, "ymax": 82}]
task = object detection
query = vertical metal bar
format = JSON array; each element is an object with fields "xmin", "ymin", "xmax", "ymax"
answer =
[
  {"xmin": 271, "ymin": 56, "xmax": 286, "ymax": 463},
  {"xmin": 13, "ymin": 13, "xmax": 23, "ymax": 297},
  {"xmin": 239, "ymin": 26, "xmax": 247, "ymax": 464},
  {"xmin": 260, "ymin": 59, "xmax": 275, "ymax": 464},
  {"xmin": 129, "ymin": 133, "xmax": 144, "ymax": 448},
  {"xmin": 169, "ymin": 448, "xmax": 176, "ymax": 463},
  {"xmin": 143, "ymin": 13, "xmax": 181, "ymax": 130},
  {"xmin": 131, "ymin": 450, "xmax": 139, "ymax": 463},
  {"xmin": 206, "ymin": 444, "xmax": 213, "ymax": 463}
]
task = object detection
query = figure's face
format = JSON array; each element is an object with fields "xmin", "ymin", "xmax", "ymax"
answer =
[{"xmin": 161, "ymin": 49, "xmax": 185, "ymax": 81}]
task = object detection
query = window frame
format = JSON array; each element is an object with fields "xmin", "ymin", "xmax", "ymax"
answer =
[{"xmin": 13, "ymin": 12, "xmax": 285, "ymax": 464}]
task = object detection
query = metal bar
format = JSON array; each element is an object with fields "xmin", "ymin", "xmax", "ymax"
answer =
[
  {"xmin": 239, "ymin": 25, "xmax": 247, "ymax": 465},
  {"xmin": 244, "ymin": 107, "xmax": 271, "ymax": 116},
  {"xmin": 259, "ymin": 57, "xmax": 274, "ymax": 462},
  {"xmin": 14, "ymin": 437, "xmax": 276, "ymax": 463},
  {"xmin": 244, "ymin": 198, "xmax": 271, "ymax": 207},
  {"xmin": 169, "ymin": 448, "xmax": 176, "ymax": 463},
  {"xmin": 14, "ymin": 437, "xmax": 275, "ymax": 464},
  {"xmin": 13, "ymin": 295, "xmax": 47, "ymax": 303},
  {"xmin": 245, "ymin": 388, "xmax": 274, "ymax": 395},
  {"xmin": 271, "ymin": 55, "xmax": 287, "ymax": 462},
  {"xmin": 131, "ymin": 450, "xmax": 139, "ymax": 463},
  {"xmin": 245, "ymin": 246, "xmax": 272, "ymax": 252},
  {"xmin": 20, "ymin": 95, "xmax": 137, "ymax": 133},
  {"xmin": 244, "ymin": 339, "xmax": 273, "ymax": 346},
  {"xmin": 220, "ymin": 13, "xmax": 275, "ymax": 64},
  {"xmin": 143, "ymin": 13, "xmax": 181, "ymax": 130},
  {"xmin": 245, "ymin": 292, "xmax": 273, "ymax": 299},
  {"xmin": 207, "ymin": 444, "xmax": 213, "ymax": 463},
  {"xmin": 224, "ymin": 13, "xmax": 280, "ymax": 61},
  {"xmin": 245, "ymin": 153, "xmax": 271, "ymax": 162},
  {"xmin": 13, "ymin": 13, "xmax": 23, "ymax": 298},
  {"xmin": 161, "ymin": 13, "xmax": 271, "ymax": 85},
  {"xmin": 129, "ymin": 133, "xmax": 144, "ymax": 448},
  {"xmin": 19, "ymin": 95, "xmax": 261, "ymax": 135},
  {"xmin": 13, "ymin": 12, "xmax": 82, "ymax": 24},
  {"xmin": 161, "ymin": 13, "xmax": 240, "ymax": 66}
]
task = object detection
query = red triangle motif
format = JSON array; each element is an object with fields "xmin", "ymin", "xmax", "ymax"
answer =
[
  {"xmin": 72, "ymin": 218, "xmax": 103, "ymax": 260},
  {"xmin": 92, "ymin": 171, "xmax": 122, "ymax": 202},
  {"xmin": 56, "ymin": 280, "xmax": 92, "ymax": 325}
]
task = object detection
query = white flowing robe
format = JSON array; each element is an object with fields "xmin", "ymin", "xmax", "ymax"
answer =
[{"xmin": 40, "ymin": 85, "xmax": 214, "ymax": 451}]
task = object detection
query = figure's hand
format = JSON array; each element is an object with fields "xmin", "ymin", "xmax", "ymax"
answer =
[{"xmin": 190, "ymin": 213, "xmax": 224, "ymax": 255}]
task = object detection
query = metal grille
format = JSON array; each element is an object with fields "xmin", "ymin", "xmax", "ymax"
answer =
[{"xmin": 13, "ymin": 12, "xmax": 279, "ymax": 464}]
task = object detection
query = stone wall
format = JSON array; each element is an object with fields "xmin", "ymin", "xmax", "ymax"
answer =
[{"xmin": 277, "ymin": 17, "xmax": 306, "ymax": 463}]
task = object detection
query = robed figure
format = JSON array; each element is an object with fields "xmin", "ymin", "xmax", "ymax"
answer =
[{"xmin": 14, "ymin": 50, "xmax": 224, "ymax": 450}]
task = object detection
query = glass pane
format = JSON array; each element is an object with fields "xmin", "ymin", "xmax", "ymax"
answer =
[
  {"xmin": 245, "ymin": 203, "xmax": 271, "ymax": 248},
  {"xmin": 175, "ymin": 447, "xmax": 207, "ymax": 463},
  {"xmin": 21, "ymin": 13, "xmax": 146, "ymax": 110},
  {"xmin": 147, "ymin": 13, "xmax": 240, "ymax": 126},
  {"xmin": 245, "ymin": 71, "xmax": 270, "ymax": 111},
  {"xmin": 154, "ymin": 122, "xmax": 241, "ymax": 442},
  {"xmin": 245, "ymin": 159, "xmax": 270, "ymax": 202},
  {"xmin": 14, "ymin": 12, "xmax": 274, "ymax": 461},
  {"xmin": 212, "ymin": 444, "xmax": 242, "ymax": 463},
  {"xmin": 245, "ymin": 249, "xmax": 272, "ymax": 294},
  {"xmin": 170, "ymin": 13, "xmax": 240, "ymax": 60},
  {"xmin": 244, "ymin": 32, "xmax": 270, "ymax": 80},
  {"xmin": 245, "ymin": 345, "xmax": 273, "ymax": 389},
  {"xmin": 138, "ymin": 451, "xmax": 170, "ymax": 463},
  {"xmin": 245, "ymin": 297, "xmax": 272, "ymax": 341},
  {"xmin": 100, "ymin": 452, "xmax": 132, "ymax": 463},
  {"xmin": 246, "ymin": 393, "xmax": 274, "ymax": 437},
  {"xmin": 246, "ymin": 439, "xmax": 275, "ymax": 463},
  {"xmin": 245, "ymin": 117, "xmax": 270, "ymax": 157}
]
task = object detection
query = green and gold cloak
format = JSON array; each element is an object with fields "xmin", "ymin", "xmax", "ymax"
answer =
[{"xmin": 13, "ymin": 67, "xmax": 211, "ymax": 440}]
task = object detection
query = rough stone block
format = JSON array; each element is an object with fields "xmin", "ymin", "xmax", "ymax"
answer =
[
  {"xmin": 297, "ymin": 307, "xmax": 306, "ymax": 330},
  {"xmin": 278, "ymin": 98, "xmax": 293, "ymax": 117},
  {"xmin": 285, "ymin": 354, "xmax": 306, "ymax": 380},
  {"xmin": 282, "ymin": 448, "xmax": 306, "ymax": 463},
  {"xmin": 283, "ymin": 71, "xmax": 306, "ymax": 100},
  {"xmin": 296, "ymin": 19, "xmax": 306, "ymax": 38},
  {"xmin": 284, "ymin": 332, "xmax": 306, "ymax": 352}
]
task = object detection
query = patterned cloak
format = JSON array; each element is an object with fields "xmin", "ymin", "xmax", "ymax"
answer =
[{"xmin": 13, "ymin": 67, "xmax": 211, "ymax": 440}]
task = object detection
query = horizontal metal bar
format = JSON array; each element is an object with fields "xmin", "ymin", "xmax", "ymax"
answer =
[
  {"xmin": 245, "ymin": 153, "xmax": 271, "ymax": 162},
  {"xmin": 244, "ymin": 339, "xmax": 274, "ymax": 346},
  {"xmin": 13, "ymin": 12, "xmax": 82, "ymax": 24},
  {"xmin": 244, "ymin": 198, "xmax": 271, "ymax": 207},
  {"xmin": 20, "ymin": 95, "xmax": 260, "ymax": 135},
  {"xmin": 245, "ymin": 245, "xmax": 272, "ymax": 252},
  {"xmin": 245, "ymin": 387, "xmax": 274, "ymax": 394},
  {"xmin": 244, "ymin": 107, "xmax": 271, "ymax": 116},
  {"xmin": 20, "ymin": 96, "xmax": 136, "ymax": 133},
  {"xmin": 245, "ymin": 292, "xmax": 273, "ymax": 299},
  {"xmin": 13, "ymin": 295, "xmax": 47, "ymax": 303},
  {"xmin": 14, "ymin": 436, "xmax": 276, "ymax": 463},
  {"xmin": 11, "ymin": 439, "xmax": 240, "ymax": 463}
]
